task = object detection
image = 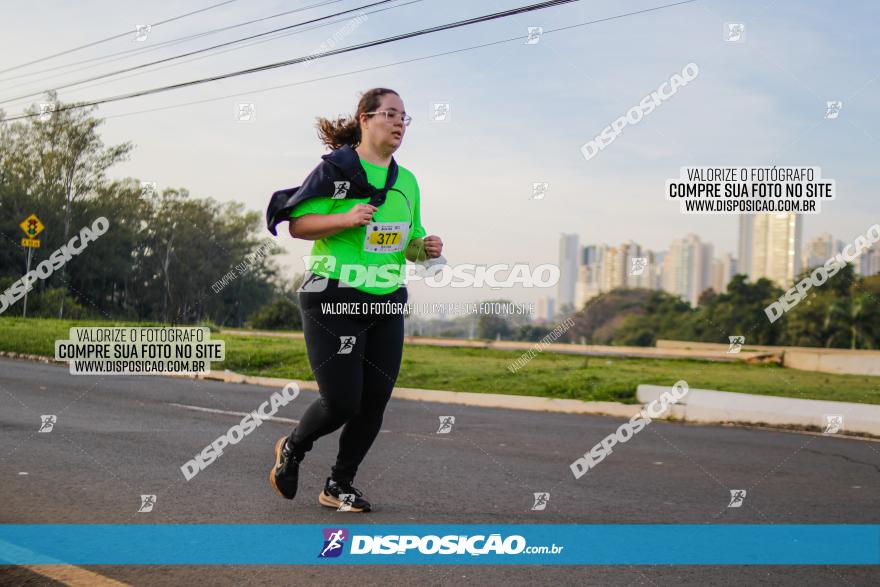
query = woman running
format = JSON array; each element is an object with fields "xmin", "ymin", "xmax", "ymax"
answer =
[{"xmin": 269, "ymin": 88, "xmax": 443, "ymax": 512}]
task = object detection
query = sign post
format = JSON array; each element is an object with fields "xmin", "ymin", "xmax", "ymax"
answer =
[{"xmin": 19, "ymin": 214, "xmax": 44, "ymax": 318}]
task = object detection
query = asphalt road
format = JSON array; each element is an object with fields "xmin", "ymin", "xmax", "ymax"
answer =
[{"xmin": 0, "ymin": 357, "xmax": 878, "ymax": 586}]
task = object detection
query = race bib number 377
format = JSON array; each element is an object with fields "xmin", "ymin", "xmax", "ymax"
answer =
[{"xmin": 364, "ymin": 221, "xmax": 409, "ymax": 253}]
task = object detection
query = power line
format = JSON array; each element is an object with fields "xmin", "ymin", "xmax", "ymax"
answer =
[
  {"xmin": 98, "ymin": 0, "xmax": 697, "ymax": 122},
  {"xmin": 1, "ymin": 0, "xmax": 698, "ymax": 122},
  {"xmin": 0, "ymin": 0, "xmax": 244, "ymax": 75},
  {"xmin": 0, "ymin": 0, "xmax": 398, "ymax": 105},
  {"xmin": 0, "ymin": 0, "xmax": 425, "ymax": 113},
  {"xmin": 0, "ymin": 0, "xmax": 351, "ymax": 86}
]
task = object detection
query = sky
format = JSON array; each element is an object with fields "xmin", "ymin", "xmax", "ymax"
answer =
[{"xmin": 1, "ymin": 0, "xmax": 878, "ymax": 309}]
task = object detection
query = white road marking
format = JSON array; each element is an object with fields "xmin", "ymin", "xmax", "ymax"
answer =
[{"xmin": 167, "ymin": 402, "xmax": 299, "ymax": 424}]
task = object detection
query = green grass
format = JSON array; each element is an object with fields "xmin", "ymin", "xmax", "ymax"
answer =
[{"xmin": 3, "ymin": 317, "xmax": 879, "ymax": 405}]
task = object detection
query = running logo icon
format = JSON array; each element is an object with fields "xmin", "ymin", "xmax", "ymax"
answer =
[
  {"xmin": 825, "ymin": 101, "xmax": 843, "ymax": 119},
  {"xmin": 525, "ymin": 26, "xmax": 543, "ymax": 44},
  {"xmin": 531, "ymin": 492, "xmax": 549, "ymax": 511},
  {"xmin": 531, "ymin": 182, "xmax": 549, "ymax": 200},
  {"xmin": 138, "ymin": 494, "xmax": 156, "ymax": 513},
  {"xmin": 436, "ymin": 416, "xmax": 455, "ymax": 434},
  {"xmin": 318, "ymin": 528, "xmax": 348, "ymax": 558},
  {"xmin": 337, "ymin": 336, "xmax": 356, "ymax": 354},
  {"xmin": 728, "ymin": 336, "xmax": 745, "ymax": 354},
  {"xmin": 38, "ymin": 415, "xmax": 56, "ymax": 433},
  {"xmin": 430, "ymin": 103, "xmax": 450, "ymax": 122},
  {"xmin": 727, "ymin": 489, "xmax": 746, "ymax": 508},
  {"xmin": 724, "ymin": 23, "xmax": 745, "ymax": 42},
  {"xmin": 823, "ymin": 414, "xmax": 843, "ymax": 434},
  {"xmin": 630, "ymin": 257, "xmax": 648, "ymax": 276},
  {"xmin": 337, "ymin": 494, "xmax": 355, "ymax": 512},
  {"xmin": 332, "ymin": 181, "xmax": 350, "ymax": 199}
]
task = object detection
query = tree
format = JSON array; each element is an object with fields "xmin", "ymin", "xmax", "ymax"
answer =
[{"xmin": 1, "ymin": 92, "xmax": 132, "ymax": 317}]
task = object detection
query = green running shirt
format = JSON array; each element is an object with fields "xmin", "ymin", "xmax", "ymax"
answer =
[{"xmin": 290, "ymin": 158, "xmax": 426, "ymax": 295}]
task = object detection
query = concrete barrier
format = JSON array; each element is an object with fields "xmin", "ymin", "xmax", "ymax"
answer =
[
  {"xmin": 656, "ymin": 339, "xmax": 880, "ymax": 376},
  {"xmin": 637, "ymin": 384, "xmax": 880, "ymax": 436}
]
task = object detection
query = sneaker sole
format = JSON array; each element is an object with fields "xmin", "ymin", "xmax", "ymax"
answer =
[
  {"xmin": 318, "ymin": 490, "xmax": 370, "ymax": 513},
  {"xmin": 269, "ymin": 437, "xmax": 294, "ymax": 500}
]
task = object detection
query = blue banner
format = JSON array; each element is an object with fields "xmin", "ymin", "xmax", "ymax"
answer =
[{"xmin": 1, "ymin": 525, "xmax": 878, "ymax": 565}]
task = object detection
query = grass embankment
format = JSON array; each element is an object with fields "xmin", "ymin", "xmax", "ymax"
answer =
[{"xmin": 2, "ymin": 317, "xmax": 878, "ymax": 405}]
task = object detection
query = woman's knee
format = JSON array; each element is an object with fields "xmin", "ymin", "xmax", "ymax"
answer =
[{"xmin": 319, "ymin": 393, "xmax": 359, "ymax": 421}]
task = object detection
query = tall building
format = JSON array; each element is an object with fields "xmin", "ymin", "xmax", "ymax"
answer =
[
  {"xmin": 802, "ymin": 233, "xmax": 843, "ymax": 271},
  {"xmin": 576, "ymin": 244, "xmax": 608, "ymax": 308},
  {"xmin": 750, "ymin": 213, "xmax": 802, "ymax": 287},
  {"xmin": 711, "ymin": 253, "xmax": 736, "ymax": 293},
  {"xmin": 737, "ymin": 215, "xmax": 753, "ymax": 277},
  {"xmin": 557, "ymin": 233, "xmax": 579, "ymax": 313},
  {"xmin": 662, "ymin": 234, "xmax": 713, "ymax": 306},
  {"xmin": 536, "ymin": 296, "xmax": 556, "ymax": 323},
  {"xmin": 859, "ymin": 245, "xmax": 880, "ymax": 277}
]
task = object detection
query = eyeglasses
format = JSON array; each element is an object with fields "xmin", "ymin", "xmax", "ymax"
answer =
[{"xmin": 364, "ymin": 110, "xmax": 412, "ymax": 126}]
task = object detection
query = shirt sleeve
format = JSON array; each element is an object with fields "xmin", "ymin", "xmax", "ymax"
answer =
[
  {"xmin": 290, "ymin": 196, "xmax": 334, "ymax": 218},
  {"xmin": 410, "ymin": 177, "xmax": 427, "ymax": 240}
]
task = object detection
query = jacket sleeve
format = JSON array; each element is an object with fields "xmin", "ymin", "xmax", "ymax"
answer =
[{"xmin": 266, "ymin": 160, "xmax": 337, "ymax": 236}]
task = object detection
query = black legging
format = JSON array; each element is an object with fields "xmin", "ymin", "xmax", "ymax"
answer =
[{"xmin": 288, "ymin": 275, "xmax": 407, "ymax": 484}]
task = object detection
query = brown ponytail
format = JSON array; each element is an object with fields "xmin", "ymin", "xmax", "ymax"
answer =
[{"xmin": 315, "ymin": 87, "xmax": 399, "ymax": 150}]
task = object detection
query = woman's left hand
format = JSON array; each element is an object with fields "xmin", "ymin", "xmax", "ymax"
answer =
[{"xmin": 423, "ymin": 235, "xmax": 443, "ymax": 258}]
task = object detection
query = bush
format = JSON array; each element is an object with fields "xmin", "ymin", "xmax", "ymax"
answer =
[{"xmin": 248, "ymin": 297, "xmax": 302, "ymax": 330}]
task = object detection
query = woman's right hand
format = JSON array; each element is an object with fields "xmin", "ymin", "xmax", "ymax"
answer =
[{"xmin": 344, "ymin": 203, "xmax": 378, "ymax": 227}]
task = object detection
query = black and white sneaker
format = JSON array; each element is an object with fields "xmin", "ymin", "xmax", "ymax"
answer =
[
  {"xmin": 318, "ymin": 477, "xmax": 372, "ymax": 512},
  {"xmin": 269, "ymin": 437, "xmax": 300, "ymax": 499}
]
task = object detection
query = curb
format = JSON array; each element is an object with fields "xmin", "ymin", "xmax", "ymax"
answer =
[
  {"xmin": 2, "ymin": 351, "xmax": 876, "ymax": 439},
  {"xmin": 637, "ymin": 384, "xmax": 880, "ymax": 437}
]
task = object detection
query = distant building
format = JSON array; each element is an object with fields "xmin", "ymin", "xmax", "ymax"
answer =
[
  {"xmin": 662, "ymin": 234, "xmax": 713, "ymax": 306},
  {"xmin": 711, "ymin": 253, "xmax": 736, "ymax": 294},
  {"xmin": 802, "ymin": 233, "xmax": 843, "ymax": 271},
  {"xmin": 557, "ymin": 234, "xmax": 579, "ymax": 312},
  {"xmin": 750, "ymin": 213, "xmax": 802, "ymax": 287}
]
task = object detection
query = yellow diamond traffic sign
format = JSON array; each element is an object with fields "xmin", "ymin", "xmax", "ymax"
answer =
[{"xmin": 20, "ymin": 214, "xmax": 44, "ymax": 238}]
